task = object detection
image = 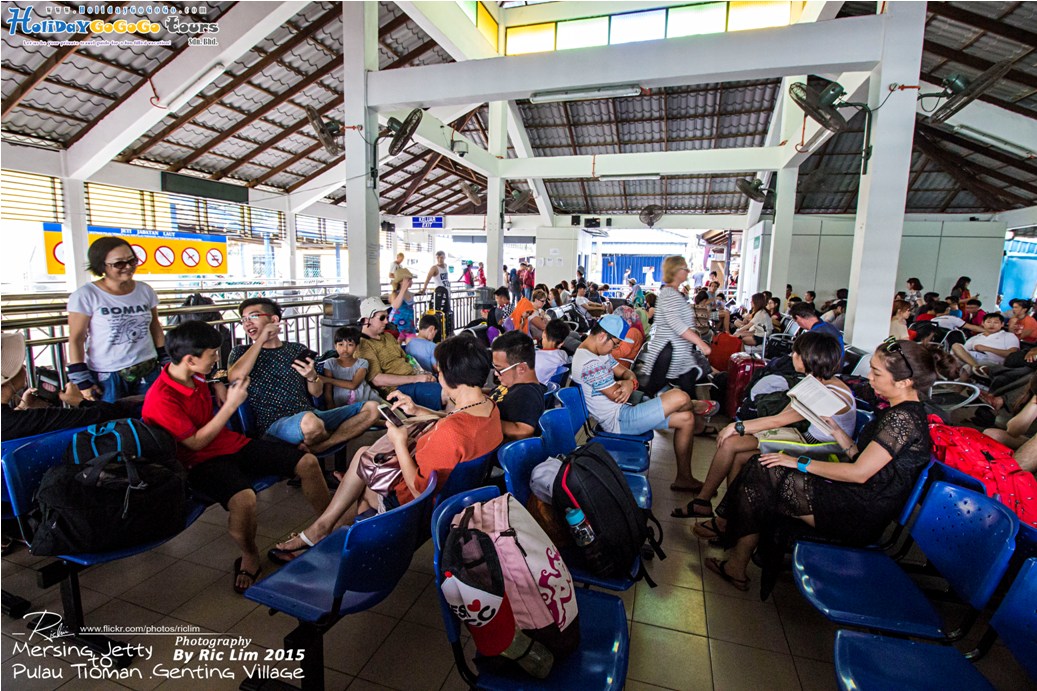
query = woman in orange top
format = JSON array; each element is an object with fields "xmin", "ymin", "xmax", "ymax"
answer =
[
  {"xmin": 512, "ymin": 289, "xmax": 549, "ymax": 337},
  {"xmin": 611, "ymin": 305, "xmax": 645, "ymax": 366},
  {"xmin": 270, "ymin": 336, "xmax": 502, "ymax": 562}
]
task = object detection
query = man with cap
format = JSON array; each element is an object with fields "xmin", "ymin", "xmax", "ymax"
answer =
[
  {"xmin": 571, "ymin": 315, "xmax": 715, "ymax": 490},
  {"xmin": 1, "ymin": 331, "xmax": 127, "ymax": 441},
  {"xmin": 357, "ymin": 297, "xmax": 444, "ymax": 410}
]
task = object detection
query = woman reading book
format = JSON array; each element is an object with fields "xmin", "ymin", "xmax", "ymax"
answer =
[
  {"xmin": 672, "ymin": 331, "xmax": 854, "ymax": 519},
  {"xmin": 696, "ymin": 338, "xmax": 956, "ymax": 592}
]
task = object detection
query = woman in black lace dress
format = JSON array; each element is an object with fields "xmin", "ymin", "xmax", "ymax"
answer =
[{"xmin": 699, "ymin": 338, "xmax": 957, "ymax": 591}]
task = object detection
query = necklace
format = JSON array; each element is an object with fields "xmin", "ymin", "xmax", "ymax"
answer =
[{"xmin": 449, "ymin": 397, "xmax": 490, "ymax": 415}]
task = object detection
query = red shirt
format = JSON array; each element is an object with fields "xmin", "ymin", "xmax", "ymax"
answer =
[{"xmin": 143, "ymin": 365, "xmax": 249, "ymax": 469}]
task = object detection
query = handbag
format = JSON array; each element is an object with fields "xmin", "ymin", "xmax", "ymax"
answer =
[
  {"xmin": 756, "ymin": 427, "xmax": 844, "ymax": 458},
  {"xmin": 356, "ymin": 418, "xmax": 438, "ymax": 495}
]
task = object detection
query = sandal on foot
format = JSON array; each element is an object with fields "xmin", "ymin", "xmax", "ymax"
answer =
[
  {"xmin": 268, "ymin": 531, "xmax": 314, "ymax": 565},
  {"xmin": 233, "ymin": 557, "xmax": 262, "ymax": 594},
  {"xmin": 670, "ymin": 481, "xmax": 705, "ymax": 493},
  {"xmin": 697, "ymin": 400, "xmax": 721, "ymax": 418},
  {"xmin": 693, "ymin": 518, "xmax": 725, "ymax": 541},
  {"xmin": 671, "ymin": 498, "xmax": 714, "ymax": 519},
  {"xmin": 704, "ymin": 558, "xmax": 750, "ymax": 592}
]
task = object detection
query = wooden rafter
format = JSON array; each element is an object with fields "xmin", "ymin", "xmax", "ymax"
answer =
[
  {"xmin": 927, "ymin": 3, "xmax": 1037, "ymax": 51},
  {"xmin": 390, "ymin": 152, "xmax": 442, "ymax": 214},
  {"xmin": 914, "ymin": 132, "xmax": 1030, "ymax": 209}
]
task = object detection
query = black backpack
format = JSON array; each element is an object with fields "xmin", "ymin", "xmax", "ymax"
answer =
[
  {"xmin": 64, "ymin": 419, "xmax": 176, "ymax": 466},
  {"xmin": 552, "ymin": 443, "xmax": 665, "ymax": 585}
]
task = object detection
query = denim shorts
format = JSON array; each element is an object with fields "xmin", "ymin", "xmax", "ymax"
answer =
[
  {"xmin": 617, "ymin": 396, "xmax": 669, "ymax": 436},
  {"xmin": 264, "ymin": 402, "xmax": 365, "ymax": 445}
]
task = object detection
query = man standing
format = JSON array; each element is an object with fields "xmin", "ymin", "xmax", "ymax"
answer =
[
  {"xmin": 477, "ymin": 261, "xmax": 487, "ymax": 287},
  {"xmin": 509, "ymin": 264, "xmax": 522, "ymax": 303},
  {"xmin": 389, "ymin": 252, "xmax": 404, "ymax": 283},
  {"xmin": 490, "ymin": 331, "xmax": 545, "ymax": 441},
  {"xmin": 357, "ymin": 297, "xmax": 443, "ymax": 410},
  {"xmin": 420, "ymin": 251, "xmax": 451, "ymax": 296}
]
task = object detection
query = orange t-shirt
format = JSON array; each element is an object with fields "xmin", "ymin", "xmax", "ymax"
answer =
[
  {"xmin": 611, "ymin": 327, "xmax": 645, "ymax": 365},
  {"xmin": 1011, "ymin": 315, "xmax": 1037, "ymax": 342}
]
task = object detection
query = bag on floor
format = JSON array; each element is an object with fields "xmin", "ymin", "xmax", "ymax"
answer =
[
  {"xmin": 929, "ymin": 419, "xmax": 1037, "ymax": 528},
  {"xmin": 724, "ymin": 353, "xmax": 766, "ymax": 418},
  {"xmin": 32, "ymin": 450, "xmax": 188, "ymax": 555},
  {"xmin": 64, "ymin": 419, "xmax": 176, "ymax": 467},
  {"xmin": 444, "ymin": 494, "xmax": 580, "ymax": 660},
  {"xmin": 708, "ymin": 332, "xmax": 743, "ymax": 372},
  {"xmin": 552, "ymin": 443, "xmax": 665, "ymax": 584}
]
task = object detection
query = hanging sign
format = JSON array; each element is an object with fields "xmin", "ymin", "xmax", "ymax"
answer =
[
  {"xmin": 411, "ymin": 216, "xmax": 444, "ymax": 229},
  {"xmin": 43, "ymin": 223, "xmax": 227, "ymax": 275}
]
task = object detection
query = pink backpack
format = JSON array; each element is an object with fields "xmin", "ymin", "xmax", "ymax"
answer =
[{"xmin": 449, "ymin": 493, "xmax": 580, "ymax": 655}]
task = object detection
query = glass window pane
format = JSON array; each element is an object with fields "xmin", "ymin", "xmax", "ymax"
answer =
[
  {"xmin": 456, "ymin": 0, "xmax": 477, "ymax": 23},
  {"xmin": 506, "ymin": 22, "xmax": 556, "ymax": 55},
  {"xmin": 609, "ymin": 9, "xmax": 666, "ymax": 45},
  {"xmin": 728, "ymin": 1, "xmax": 792, "ymax": 32},
  {"xmin": 667, "ymin": 3, "xmax": 727, "ymax": 38},
  {"xmin": 477, "ymin": 2, "xmax": 499, "ymax": 51},
  {"xmin": 557, "ymin": 16, "xmax": 609, "ymax": 50}
]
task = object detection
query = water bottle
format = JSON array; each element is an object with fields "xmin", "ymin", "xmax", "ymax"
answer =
[
  {"xmin": 499, "ymin": 629, "xmax": 554, "ymax": 678},
  {"xmin": 565, "ymin": 508, "xmax": 614, "ymax": 576}
]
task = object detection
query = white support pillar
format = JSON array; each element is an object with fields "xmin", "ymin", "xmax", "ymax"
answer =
[
  {"xmin": 766, "ymin": 169, "xmax": 798, "ymax": 298},
  {"xmin": 844, "ymin": 2, "xmax": 925, "ymax": 350},
  {"xmin": 61, "ymin": 177, "xmax": 90, "ymax": 291},
  {"xmin": 343, "ymin": 2, "xmax": 381, "ymax": 297},
  {"xmin": 486, "ymin": 101, "xmax": 507, "ymax": 289},
  {"xmin": 284, "ymin": 204, "xmax": 298, "ymax": 282}
]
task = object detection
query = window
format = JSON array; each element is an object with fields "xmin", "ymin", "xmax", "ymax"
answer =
[
  {"xmin": 1, "ymin": 170, "xmax": 63, "ymax": 222},
  {"xmin": 476, "ymin": 2, "xmax": 498, "ymax": 51},
  {"xmin": 667, "ymin": 2, "xmax": 727, "ymax": 37},
  {"xmin": 727, "ymin": 1, "xmax": 792, "ymax": 31},
  {"xmin": 303, "ymin": 255, "xmax": 321, "ymax": 278},
  {"xmin": 506, "ymin": 22, "xmax": 555, "ymax": 55},
  {"xmin": 556, "ymin": 16, "xmax": 610, "ymax": 50},
  {"xmin": 609, "ymin": 9, "xmax": 666, "ymax": 45}
]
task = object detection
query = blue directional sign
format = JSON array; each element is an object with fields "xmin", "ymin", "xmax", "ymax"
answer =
[{"xmin": 412, "ymin": 216, "xmax": 444, "ymax": 229}]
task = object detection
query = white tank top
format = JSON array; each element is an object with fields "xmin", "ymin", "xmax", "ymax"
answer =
[{"xmin": 429, "ymin": 264, "xmax": 450, "ymax": 291}]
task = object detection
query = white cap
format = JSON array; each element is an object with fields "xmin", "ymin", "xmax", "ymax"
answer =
[
  {"xmin": 1, "ymin": 332, "xmax": 26, "ymax": 385},
  {"xmin": 360, "ymin": 296, "xmax": 391, "ymax": 319}
]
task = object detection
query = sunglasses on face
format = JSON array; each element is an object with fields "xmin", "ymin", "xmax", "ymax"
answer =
[
  {"xmin": 106, "ymin": 257, "xmax": 139, "ymax": 270},
  {"xmin": 881, "ymin": 336, "xmax": 914, "ymax": 379}
]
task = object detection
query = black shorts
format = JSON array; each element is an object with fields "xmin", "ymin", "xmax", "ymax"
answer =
[{"xmin": 189, "ymin": 439, "xmax": 305, "ymax": 508}]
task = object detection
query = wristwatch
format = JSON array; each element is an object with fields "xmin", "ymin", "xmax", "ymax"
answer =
[
  {"xmin": 735, "ymin": 421, "xmax": 745, "ymax": 436},
  {"xmin": 797, "ymin": 456, "xmax": 812, "ymax": 473}
]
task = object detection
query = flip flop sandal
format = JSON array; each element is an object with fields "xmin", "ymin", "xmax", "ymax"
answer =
[
  {"xmin": 693, "ymin": 518, "xmax": 725, "ymax": 541},
  {"xmin": 704, "ymin": 557, "xmax": 750, "ymax": 592},
  {"xmin": 698, "ymin": 400, "xmax": 721, "ymax": 418},
  {"xmin": 268, "ymin": 531, "xmax": 314, "ymax": 565},
  {"xmin": 233, "ymin": 557, "xmax": 262, "ymax": 595},
  {"xmin": 671, "ymin": 498, "xmax": 714, "ymax": 519}
]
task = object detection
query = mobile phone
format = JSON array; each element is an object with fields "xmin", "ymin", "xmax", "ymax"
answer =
[
  {"xmin": 295, "ymin": 349, "xmax": 319, "ymax": 364},
  {"xmin": 378, "ymin": 404, "xmax": 407, "ymax": 428},
  {"xmin": 205, "ymin": 369, "xmax": 230, "ymax": 385},
  {"xmin": 34, "ymin": 366, "xmax": 61, "ymax": 404}
]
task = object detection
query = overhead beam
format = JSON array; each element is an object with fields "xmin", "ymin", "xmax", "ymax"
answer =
[
  {"xmin": 63, "ymin": 2, "xmax": 301, "ymax": 181},
  {"xmin": 914, "ymin": 133, "xmax": 1031, "ymax": 208},
  {"xmin": 506, "ymin": 102, "xmax": 553, "ymax": 225},
  {"xmin": 923, "ymin": 40, "xmax": 1037, "ymax": 92},
  {"xmin": 926, "ymin": 3, "xmax": 1037, "ymax": 49},
  {"xmin": 918, "ymin": 122, "xmax": 1037, "ymax": 177},
  {"xmin": 498, "ymin": 147, "xmax": 780, "ymax": 180},
  {"xmin": 390, "ymin": 108, "xmax": 499, "ymax": 178},
  {"xmin": 368, "ymin": 14, "xmax": 885, "ymax": 110},
  {"xmin": 779, "ymin": 71, "xmax": 871, "ymax": 168}
]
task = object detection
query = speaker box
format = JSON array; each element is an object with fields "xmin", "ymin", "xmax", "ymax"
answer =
[{"xmin": 571, "ymin": 215, "xmax": 581, "ymax": 226}]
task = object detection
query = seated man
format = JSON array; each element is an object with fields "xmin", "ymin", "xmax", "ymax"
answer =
[
  {"xmin": 951, "ymin": 312, "xmax": 1019, "ymax": 376},
  {"xmin": 1008, "ymin": 299, "xmax": 1037, "ymax": 342},
  {"xmin": 490, "ymin": 331, "xmax": 546, "ymax": 441},
  {"xmin": 536, "ymin": 319, "xmax": 572, "ymax": 384},
  {"xmin": 405, "ymin": 315, "xmax": 439, "ymax": 373},
  {"xmin": 572, "ymin": 314, "xmax": 716, "ymax": 493},
  {"xmin": 961, "ymin": 299, "xmax": 987, "ymax": 334},
  {"xmin": 930, "ymin": 301, "xmax": 966, "ymax": 331},
  {"xmin": 1, "ymin": 331, "xmax": 130, "ymax": 442},
  {"xmin": 489, "ymin": 286, "xmax": 513, "ymax": 330},
  {"xmin": 357, "ymin": 297, "xmax": 444, "ymax": 410},
  {"xmin": 228, "ymin": 298, "xmax": 379, "ymax": 451},
  {"xmin": 144, "ymin": 321, "xmax": 330, "ymax": 593},
  {"xmin": 788, "ymin": 301, "xmax": 844, "ymax": 353}
]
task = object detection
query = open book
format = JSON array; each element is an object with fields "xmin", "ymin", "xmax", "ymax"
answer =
[{"xmin": 788, "ymin": 375, "xmax": 847, "ymax": 437}]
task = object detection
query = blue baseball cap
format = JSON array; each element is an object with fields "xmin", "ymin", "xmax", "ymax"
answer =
[{"xmin": 597, "ymin": 314, "xmax": 633, "ymax": 343}]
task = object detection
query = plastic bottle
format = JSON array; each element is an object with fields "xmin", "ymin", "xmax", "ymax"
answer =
[
  {"xmin": 565, "ymin": 508, "xmax": 614, "ymax": 576},
  {"xmin": 499, "ymin": 629, "xmax": 554, "ymax": 679}
]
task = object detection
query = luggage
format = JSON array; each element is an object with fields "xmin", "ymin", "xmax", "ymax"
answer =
[
  {"xmin": 929, "ymin": 419, "xmax": 1037, "ymax": 528},
  {"xmin": 424, "ymin": 309, "xmax": 447, "ymax": 343},
  {"xmin": 432, "ymin": 286, "xmax": 454, "ymax": 336},
  {"xmin": 32, "ymin": 450, "xmax": 189, "ymax": 555},
  {"xmin": 724, "ymin": 353, "xmax": 766, "ymax": 418},
  {"xmin": 444, "ymin": 494, "xmax": 580, "ymax": 658},
  {"xmin": 708, "ymin": 332, "xmax": 744, "ymax": 372},
  {"xmin": 552, "ymin": 443, "xmax": 665, "ymax": 584},
  {"xmin": 64, "ymin": 419, "xmax": 176, "ymax": 467}
]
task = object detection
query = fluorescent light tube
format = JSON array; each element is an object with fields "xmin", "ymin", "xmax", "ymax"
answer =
[
  {"xmin": 529, "ymin": 84, "xmax": 643, "ymax": 104},
  {"xmin": 598, "ymin": 174, "xmax": 661, "ymax": 181},
  {"xmin": 162, "ymin": 64, "xmax": 226, "ymax": 113},
  {"xmin": 953, "ymin": 125, "xmax": 1035, "ymax": 159}
]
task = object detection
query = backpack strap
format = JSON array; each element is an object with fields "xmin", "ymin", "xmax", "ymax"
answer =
[
  {"xmin": 126, "ymin": 419, "xmax": 143, "ymax": 457},
  {"xmin": 644, "ymin": 509, "xmax": 666, "ymax": 562}
]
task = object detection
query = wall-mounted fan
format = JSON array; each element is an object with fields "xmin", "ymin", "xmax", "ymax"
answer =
[
  {"xmin": 506, "ymin": 189, "xmax": 533, "ymax": 212},
  {"xmin": 305, "ymin": 106, "xmax": 343, "ymax": 156},
  {"xmin": 460, "ymin": 181, "xmax": 483, "ymax": 206},
  {"xmin": 377, "ymin": 109, "xmax": 423, "ymax": 156},
  {"xmin": 925, "ymin": 58, "xmax": 1018, "ymax": 125},
  {"xmin": 638, "ymin": 204, "xmax": 664, "ymax": 228},
  {"xmin": 735, "ymin": 178, "xmax": 775, "ymax": 204},
  {"xmin": 789, "ymin": 79, "xmax": 874, "ymax": 174}
]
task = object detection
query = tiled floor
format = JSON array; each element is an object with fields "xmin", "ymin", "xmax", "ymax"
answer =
[{"xmin": 2, "ymin": 428, "xmax": 1033, "ymax": 690}]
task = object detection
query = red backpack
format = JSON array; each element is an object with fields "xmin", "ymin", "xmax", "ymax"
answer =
[{"xmin": 928, "ymin": 418, "xmax": 1037, "ymax": 528}]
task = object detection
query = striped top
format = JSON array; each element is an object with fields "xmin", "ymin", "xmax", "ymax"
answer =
[{"xmin": 643, "ymin": 285, "xmax": 700, "ymax": 379}]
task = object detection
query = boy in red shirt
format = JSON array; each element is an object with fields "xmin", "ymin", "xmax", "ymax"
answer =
[{"xmin": 143, "ymin": 321, "xmax": 330, "ymax": 593}]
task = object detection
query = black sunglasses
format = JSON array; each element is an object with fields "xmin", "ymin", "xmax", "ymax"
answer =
[
  {"xmin": 881, "ymin": 336, "xmax": 914, "ymax": 379},
  {"xmin": 105, "ymin": 256, "xmax": 139, "ymax": 270}
]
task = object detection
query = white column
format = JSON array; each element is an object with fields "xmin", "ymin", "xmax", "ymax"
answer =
[
  {"xmin": 844, "ymin": 2, "xmax": 925, "ymax": 349},
  {"xmin": 343, "ymin": 2, "xmax": 381, "ymax": 297},
  {"xmin": 486, "ymin": 100, "xmax": 507, "ymax": 288},
  {"xmin": 284, "ymin": 204, "xmax": 298, "ymax": 281},
  {"xmin": 61, "ymin": 177, "xmax": 90, "ymax": 290},
  {"xmin": 766, "ymin": 166, "xmax": 798, "ymax": 298}
]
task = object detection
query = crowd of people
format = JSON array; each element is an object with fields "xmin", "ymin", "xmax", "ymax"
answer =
[{"xmin": 4, "ymin": 237, "xmax": 1036, "ymax": 600}]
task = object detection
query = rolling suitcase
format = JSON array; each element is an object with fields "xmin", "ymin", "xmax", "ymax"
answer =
[
  {"xmin": 709, "ymin": 332, "xmax": 744, "ymax": 372},
  {"xmin": 724, "ymin": 352, "xmax": 766, "ymax": 418},
  {"xmin": 433, "ymin": 286, "xmax": 454, "ymax": 336}
]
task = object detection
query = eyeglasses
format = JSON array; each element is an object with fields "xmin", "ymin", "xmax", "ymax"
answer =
[
  {"xmin": 240, "ymin": 313, "xmax": 273, "ymax": 323},
  {"xmin": 881, "ymin": 336, "xmax": 914, "ymax": 379},
  {"xmin": 374, "ymin": 314, "xmax": 388, "ymax": 322},
  {"xmin": 493, "ymin": 361, "xmax": 521, "ymax": 376},
  {"xmin": 105, "ymin": 257, "xmax": 139, "ymax": 270}
]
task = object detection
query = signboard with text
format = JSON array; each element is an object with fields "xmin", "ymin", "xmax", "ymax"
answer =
[
  {"xmin": 43, "ymin": 223, "xmax": 228, "ymax": 275},
  {"xmin": 411, "ymin": 216, "xmax": 444, "ymax": 229}
]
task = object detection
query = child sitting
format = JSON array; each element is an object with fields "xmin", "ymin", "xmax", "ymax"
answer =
[
  {"xmin": 404, "ymin": 315, "xmax": 439, "ymax": 374},
  {"xmin": 535, "ymin": 318, "xmax": 572, "ymax": 384},
  {"xmin": 321, "ymin": 327, "xmax": 380, "ymax": 407}
]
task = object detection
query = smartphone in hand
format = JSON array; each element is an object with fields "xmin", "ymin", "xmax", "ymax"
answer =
[
  {"xmin": 378, "ymin": 404, "xmax": 407, "ymax": 428},
  {"xmin": 296, "ymin": 349, "xmax": 319, "ymax": 364}
]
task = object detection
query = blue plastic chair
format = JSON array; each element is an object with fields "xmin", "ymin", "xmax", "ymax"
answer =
[
  {"xmin": 832, "ymin": 558, "xmax": 1037, "ymax": 690},
  {"xmin": 548, "ymin": 367, "xmax": 569, "ymax": 387},
  {"xmin": 930, "ymin": 460, "xmax": 987, "ymax": 495},
  {"xmin": 497, "ymin": 438, "xmax": 646, "ymax": 591},
  {"xmin": 539, "ymin": 408, "xmax": 649, "ymax": 474},
  {"xmin": 435, "ymin": 450, "xmax": 495, "ymax": 508},
  {"xmin": 852, "ymin": 409, "xmax": 874, "ymax": 441},
  {"xmin": 431, "ymin": 486, "xmax": 630, "ymax": 690},
  {"xmin": 555, "ymin": 386, "xmax": 654, "ymax": 447},
  {"xmin": 793, "ymin": 482, "xmax": 1019, "ymax": 641},
  {"xmin": 543, "ymin": 381, "xmax": 560, "ymax": 409},
  {"xmin": 245, "ymin": 474, "xmax": 438, "ymax": 691}
]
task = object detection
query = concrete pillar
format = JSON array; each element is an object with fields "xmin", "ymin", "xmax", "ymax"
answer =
[
  {"xmin": 844, "ymin": 2, "xmax": 925, "ymax": 349},
  {"xmin": 766, "ymin": 166, "xmax": 798, "ymax": 298},
  {"xmin": 343, "ymin": 1, "xmax": 380, "ymax": 297},
  {"xmin": 61, "ymin": 177, "xmax": 91, "ymax": 290},
  {"xmin": 486, "ymin": 100, "xmax": 507, "ymax": 289},
  {"xmin": 284, "ymin": 203, "xmax": 298, "ymax": 281}
]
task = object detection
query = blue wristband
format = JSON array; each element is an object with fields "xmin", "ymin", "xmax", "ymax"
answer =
[
  {"xmin": 156, "ymin": 345, "xmax": 171, "ymax": 366},
  {"xmin": 797, "ymin": 456, "xmax": 812, "ymax": 473},
  {"xmin": 67, "ymin": 363, "xmax": 96, "ymax": 390}
]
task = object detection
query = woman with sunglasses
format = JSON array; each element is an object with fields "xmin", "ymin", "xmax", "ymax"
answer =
[
  {"xmin": 67, "ymin": 237, "xmax": 166, "ymax": 402},
  {"xmin": 697, "ymin": 338, "xmax": 956, "ymax": 592}
]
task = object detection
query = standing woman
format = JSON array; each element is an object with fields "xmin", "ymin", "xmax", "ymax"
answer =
[
  {"xmin": 905, "ymin": 278, "xmax": 925, "ymax": 308},
  {"xmin": 950, "ymin": 276, "xmax": 972, "ymax": 301},
  {"xmin": 640, "ymin": 256, "xmax": 713, "ymax": 391},
  {"xmin": 67, "ymin": 237, "xmax": 166, "ymax": 402},
  {"xmin": 389, "ymin": 267, "xmax": 417, "ymax": 340}
]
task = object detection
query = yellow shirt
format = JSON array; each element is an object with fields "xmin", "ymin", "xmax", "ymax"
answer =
[{"xmin": 357, "ymin": 333, "xmax": 416, "ymax": 394}]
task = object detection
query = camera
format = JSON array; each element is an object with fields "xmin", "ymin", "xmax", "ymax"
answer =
[{"xmin": 34, "ymin": 366, "xmax": 62, "ymax": 404}]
